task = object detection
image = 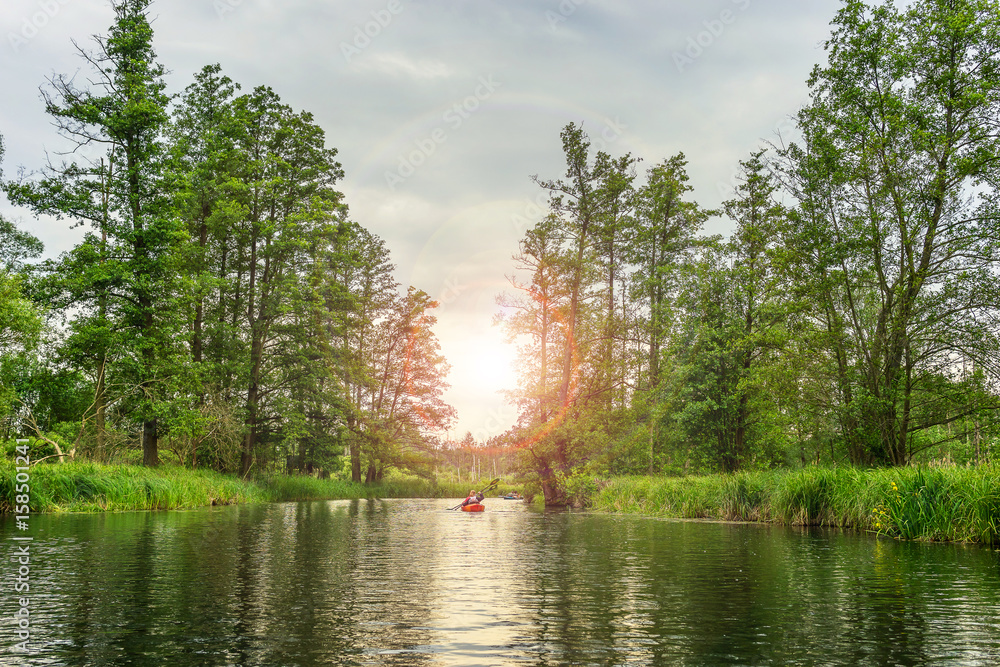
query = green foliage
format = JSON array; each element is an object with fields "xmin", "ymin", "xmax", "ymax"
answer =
[
  {"xmin": 0, "ymin": 271, "xmax": 43, "ymax": 355},
  {"xmin": 6, "ymin": 0, "xmax": 1000, "ymax": 492},
  {"xmin": 721, "ymin": 472, "xmax": 770, "ymax": 522},
  {"xmin": 560, "ymin": 469, "xmax": 603, "ymax": 508},
  {"xmin": 1, "ymin": 436, "xmax": 56, "ymax": 461},
  {"xmin": 0, "ymin": 159, "xmax": 46, "ymax": 428},
  {"xmin": 590, "ymin": 466, "xmax": 1000, "ymax": 545},
  {"xmin": 499, "ymin": 1, "xmax": 1000, "ymax": 495},
  {"xmin": 875, "ymin": 467, "xmax": 1000, "ymax": 543},
  {"xmin": 777, "ymin": 0, "xmax": 1000, "ymax": 465},
  {"xmin": 0, "ymin": 9, "xmax": 455, "ymax": 480}
]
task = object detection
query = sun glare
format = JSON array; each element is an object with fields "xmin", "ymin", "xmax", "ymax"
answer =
[
  {"xmin": 449, "ymin": 337, "xmax": 518, "ymax": 396},
  {"xmin": 475, "ymin": 349, "xmax": 517, "ymax": 391}
]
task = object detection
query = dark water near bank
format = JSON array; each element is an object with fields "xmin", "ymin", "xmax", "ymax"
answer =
[{"xmin": 3, "ymin": 500, "xmax": 1000, "ymax": 666}]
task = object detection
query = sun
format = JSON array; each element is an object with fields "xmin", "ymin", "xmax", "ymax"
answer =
[
  {"xmin": 474, "ymin": 348, "xmax": 518, "ymax": 391},
  {"xmin": 446, "ymin": 335, "xmax": 519, "ymax": 396}
]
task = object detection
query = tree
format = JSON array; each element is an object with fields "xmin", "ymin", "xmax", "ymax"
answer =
[
  {"xmin": 496, "ymin": 217, "xmax": 568, "ymax": 425},
  {"xmin": 166, "ymin": 64, "xmax": 242, "ymax": 395},
  {"xmin": 503, "ymin": 126, "xmax": 658, "ymax": 501},
  {"xmin": 6, "ymin": 0, "xmax": 176, "ymax": 466},
  {"xmin": 531, "ymin": 124, "xmax": 603, "ymax": 410},
  {"xmin": 630, "ymin": 154, "xmax": 713, "ymax": 391},
  {"xmin": 592, "ymin": 151, "xmax": 639, "ymax": 407},
  {"xmin": 224, "ymin": 86, "xmax": 346, "ymax": 475},
  {"xmin": 626, "ymin": 154, "xmax": 714, "ymax": 471},
  {"xmin": 721, "ymin": 150, "xmax": 793, "ymax": 470},
  {"xmin": 0, "ymin": 215, "xmax": 45, "ymax": 429},
  {"xmin": 363, "ymin": 287, "xmax": 455, "ymax": 481},
  {"xmin": 0, "ymin": 136, "xmax": 44, "ymax": 358},
  {"xmin": 327, "ymin": 222, "xmax": 398, "ymax": 481},
  {"xmin": 781, "ymin": 0, "xmax": 1000, "ymax": 465},
  {"xmin": 659, "ymin": 243, "xmax": 743, "ymax": 472}
]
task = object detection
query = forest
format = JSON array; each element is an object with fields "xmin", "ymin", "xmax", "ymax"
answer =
[
  {"xmin": 2, "ymin": 0, "xmax": 999, "ymax": 507},
  {"xmin": 0, "ymin": 1, "xmax": 454, "ymax": 483}
]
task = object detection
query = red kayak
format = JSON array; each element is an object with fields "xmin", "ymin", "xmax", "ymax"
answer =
[{"xmin": 461, "ymin": 503, "xmax": 485, "ymax": 512}]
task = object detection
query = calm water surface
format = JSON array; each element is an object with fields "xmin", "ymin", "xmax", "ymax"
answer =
[{"xmin": 3, "ymin": 499, "xmax": 1000, "ymax": 666}]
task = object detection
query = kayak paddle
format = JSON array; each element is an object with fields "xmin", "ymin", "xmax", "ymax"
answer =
[{"xmin": 448, "ymin": 478, "xmax": 500, "ymax": 510}]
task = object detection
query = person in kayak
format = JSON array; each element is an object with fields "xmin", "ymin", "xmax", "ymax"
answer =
[{"xmin": 461, "ymin": 490, "xmax": 484, "ymax": 507}]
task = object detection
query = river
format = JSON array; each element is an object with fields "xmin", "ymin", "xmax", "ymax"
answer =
[{"xmin": 3, "ymin": 499, "xmax": 999, "ymax": 666}]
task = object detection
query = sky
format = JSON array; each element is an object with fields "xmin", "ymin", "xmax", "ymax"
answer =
[{"xmin": 0, "ymin": 0, "xmax": 844, "ymax": 442}]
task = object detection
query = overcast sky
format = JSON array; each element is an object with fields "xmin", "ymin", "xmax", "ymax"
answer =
[{"xmin": 1, "ymin": 0, "xmax": 844, "ymax": 441}]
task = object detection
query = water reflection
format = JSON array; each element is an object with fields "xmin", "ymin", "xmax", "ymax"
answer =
[{"xmin": 2, "ymin": 501, "xmax": 999, "ymax": 665}]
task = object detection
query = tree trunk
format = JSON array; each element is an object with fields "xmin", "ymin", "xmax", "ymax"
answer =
[
  {"xmin": 95, "ymin": 354, "xmax": 107, "ymax": 462},
  {"xmin": 142, "ymin": 418, "xmax": 159, "ymax": 467},
  {"xmin": 241, "ymin": 336, "xmax": 263, "ymax": 476}
]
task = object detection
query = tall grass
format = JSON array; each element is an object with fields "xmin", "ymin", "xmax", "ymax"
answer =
[
  {"xmin": 255, "ymin": 472, "xmax": 459, "ymax": 502},
  {"xmin": 0, "ymin": 461, "xmax": 268, "ymax": 513},
  {"xmin": 591, "ymin": 466, "xmax": 1000, "ymax": 545},
  {"xmin": 0, "ymin": 461, "xmax": 503, "ymax": 514}
]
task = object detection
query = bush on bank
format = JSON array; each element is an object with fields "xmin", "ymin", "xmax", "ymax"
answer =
[{"xmin": 590, "ymin": 466, "xmax": 1000, "ymax": 545}]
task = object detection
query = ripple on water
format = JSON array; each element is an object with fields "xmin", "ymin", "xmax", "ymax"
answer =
[{"xmin": 3, "ymin": 501, "xmax": 1000, "ymax": 666}]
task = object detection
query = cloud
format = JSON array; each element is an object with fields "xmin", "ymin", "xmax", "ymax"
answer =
[{"xmin": 354, "ymin": 52, "xmax": 454, "ymax": 80}]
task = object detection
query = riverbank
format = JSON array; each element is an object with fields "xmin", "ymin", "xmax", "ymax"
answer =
[
  {"xmin": 0, "ymin": 460, "xmax": 481, "ymax": 513},
  {"xmin": 587, "ymin": 466, "xmax": 1000, "ymax": 545}
]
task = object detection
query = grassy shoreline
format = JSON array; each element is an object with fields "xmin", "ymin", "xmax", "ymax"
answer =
[
  {"xmin": 4, "ymin": 461, "xmax": 997, "ymax": 546},
  {"xmin": 587, "ymin": 466, "xmax": 1000, "ymax": 545},
  {"xmin": 0, "ymin": 460, "xmax": 485, "ymax": 514}
]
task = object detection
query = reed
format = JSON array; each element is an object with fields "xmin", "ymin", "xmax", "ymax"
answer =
[
  {"xmin": 0, "ymin": 460, "xmax": 514, "ymax": 513},
  {"xmin": 255, "ymin": 474, "xmax": 378, "ymax": 502},
  {"xmin": 0, "ymin": 460, "xmax": 268, "ymax": 513},
  {"xmin": 597, "ymin": 475, "xmax": 728, "ymax": 518},
  {"xmin": 591, "ymin": 466, "xmax": 1000, "ymax": 545},
  {"xmin": 257, "ymin": 473, "xmax": 458, "ymax": 501}
]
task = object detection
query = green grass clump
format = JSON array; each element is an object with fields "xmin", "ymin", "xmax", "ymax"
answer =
[
  {"xmin": 874, "ymin": 466, "xmax": 1000, "ymax": 543},
  {"xmin": 721, "ymin": 471, "xmax": 772, "ymax": 521},
  {"xmin": 255, "ymin": 473, "xmax": 451, "ymax": 502},
  {"xmin": 596, "ymin": 475, "xmax": 727, "ymax": 518},
  {"xmin": 255, "ymin": 474, "xmax": 376, "ymax": 502},
  {"xmin": 0, "ymin": 460, "xmax": 267, "ymax": 513},
  {"xmin": 590, "ymin": 465, "xmax": 1000, "ymax": 545}
]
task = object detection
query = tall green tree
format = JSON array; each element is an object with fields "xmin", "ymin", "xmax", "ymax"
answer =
[
  {"xmin": 783, "ymin": 0, "xmax": 1000, "ymax": 464},
  {"xmin": 625, "ymin": 154, "xmax": 714, "ymax": 471},
  {"xmin": 722, "ymin": 150, "xmax": 793, "ymax": 469},
  {"xmin": 166, "ymin": 64, "xmax": 241, "ymax": 389},
  {"xmin": 6, "ymin": 0, "xmax": 176, "ymax": 466},
  {"xmin": 328, "ymin": 222, "xmax": 398, "ymax": 481},
  {"xmin": 532, "ymin": 124, "xmax": 603, "ymax": 411},
  {"xmin": 504, "ymin": 126, "xmax": 684, "ymax": 500},
  {"xmin": 226, "ymin": 86, "xmax": 347, "ymax": 475},
  {"xmin": 592, "ymin": 151, "xmax": 639, "ymax": 406},
  {"xmin": 658, "ymin": 243, "xmax": 743, "ymax": 472},
  {"xmin": 164, "ymin": 64, "xmax": 246, "ymax": 466},
  {"xmin": 630, "ymin": 154, "xmax": 712, "ymax": 392}
]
